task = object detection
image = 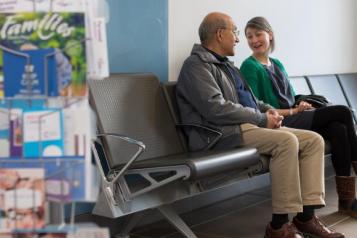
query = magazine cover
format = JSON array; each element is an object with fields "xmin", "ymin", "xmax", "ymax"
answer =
[
  {"xmin": 86, "ymin": 17, "xmax": 109, "ymax": 79},
  {"xmin": 45, "ymin": 159, "xmax": 85, "ymax": 201},
  {"xmin": 0, "ymin": 76, "xmax": 3, "ymax": 97},
  {"xmin": 0, "ymin": 106, "xmax": 9, "ymax": 157},
  {"xmin": 0, "ymin": 168, "xmax": 45, "ymax": 232},
  {"xmin": 85, "ymin": 0, "xmax": 109, "ymax": 79},
  {"xmin": 0, "ymin": 158, "xmax": 87, "ymax": 201},
  {"xmin": 0, "ymin": 12, "xmax": 87, "ymax": 97},
  {"xmin": 0, "ymin": 99, "xmax": 45, "ymax": 158},
  {"xmin": 9, "ymin": 108, "xmax": 22, "ymax": 157},
  {"xmin": 0, "ymin": 0, "xmax": 85, "ymax": 13},
  {"xmin": 23, "ymin": 109, "xmax": 64, "ymax": 158},
  {"xmin": 62, "ymin": 100, "xmax": 88, "ymax": 157}
]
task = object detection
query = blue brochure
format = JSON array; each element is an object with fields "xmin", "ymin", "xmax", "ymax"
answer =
[
  {"xmin": 3, "ymin": 48, "xmax": 57, "ymax": 97},
  {"xmin": 22, "ymin": 109, "xmax": 64, "ymax": 158}
]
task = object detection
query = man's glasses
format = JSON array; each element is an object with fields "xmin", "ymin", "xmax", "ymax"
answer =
[
  {"xmin": 219, "ymin": 28, "xmax": 240, "ymax": 38},
  {"xmin": 232, "ymin": 29, "xmax": 240, "ymax": 38}
]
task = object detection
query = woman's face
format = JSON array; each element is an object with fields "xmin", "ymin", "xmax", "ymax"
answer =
[{"xmin": 245, "ymin": 27, "xmax": 272, "ymax": 56}]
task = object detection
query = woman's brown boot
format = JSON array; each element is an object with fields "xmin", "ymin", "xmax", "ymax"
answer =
[
  {"xmin": 335, "ymin": 176, "xmax": 357, "ymax": 218},
  {"xmin": 352, "ymin": 161, "xmax": 357, "ymax": 174}
]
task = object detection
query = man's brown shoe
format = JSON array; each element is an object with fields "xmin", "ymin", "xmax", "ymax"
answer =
[
  {"xmin": 264, "ymin": 222, "xmax": 303, "ymax": 238},
  {"xmin": 292, "ymin": 216, "xmax": 344, "ymax": 238}
]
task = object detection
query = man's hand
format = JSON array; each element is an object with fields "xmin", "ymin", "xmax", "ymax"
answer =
[{"xmin": 266, "ymin": 109, "xmax": 284, "ymax": 129}]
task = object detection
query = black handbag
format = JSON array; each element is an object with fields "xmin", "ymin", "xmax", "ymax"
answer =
[{"xmin": 294, "ymin": 94, "xmax": 332, "ymax": 108}]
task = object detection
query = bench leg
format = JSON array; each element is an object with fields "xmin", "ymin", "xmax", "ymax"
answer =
[
  {"xmin": 93, "ymin": 189, "xmax": 118, "ymax": 218},
  {"xmin": 115, "ymin": 212, "xmax": 145, "ymax": 238},
  {"xmin": 158, "ymin": 205, "xmax": 197, "ymax": 238}
]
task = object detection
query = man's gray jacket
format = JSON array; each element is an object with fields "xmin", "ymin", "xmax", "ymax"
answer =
[{"xmin": 176, "ymin": 44, "xmax": 273, "ymax": 151}]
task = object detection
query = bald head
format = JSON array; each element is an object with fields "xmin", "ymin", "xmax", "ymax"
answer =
[{"xmin": 199, "ymin": 12, "xmax": 231, "ymax": 45}]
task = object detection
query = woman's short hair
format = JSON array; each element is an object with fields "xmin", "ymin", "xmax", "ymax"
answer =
[{"xmin": 245, "ymin": 16, "xmax": 275, "ymax": 52}]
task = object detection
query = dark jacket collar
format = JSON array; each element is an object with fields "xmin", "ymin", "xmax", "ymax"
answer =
[
  {"xmin": 203, "ymin": 47, "xmax": 229, "ymax": 62},
  {"xmin": 190, "ymin": 44, "xmax": 233, "ymax": 66}
]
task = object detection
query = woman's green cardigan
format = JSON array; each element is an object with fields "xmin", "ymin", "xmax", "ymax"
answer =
[{"xmin": 240, "ymin": 56, "xmax": 295, "ymax": 109}]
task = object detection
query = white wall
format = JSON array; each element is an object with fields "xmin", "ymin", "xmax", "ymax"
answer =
[{"xmin": 169, "ymin": 0, "xmax": 357, "ymax": 81}]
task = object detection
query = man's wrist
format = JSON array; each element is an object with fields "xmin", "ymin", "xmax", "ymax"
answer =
[
  {"xmin": 258, "ymin": 113, "xmax": 268, "ymax": 128},
  {"xmin": 289, "ymin": 108, "xmax": 293, "ymax": 116}
]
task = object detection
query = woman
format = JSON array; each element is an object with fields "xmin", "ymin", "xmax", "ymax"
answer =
[{"xmin": 240, "ymin": 16, "xmax": 357, "ymax": 219}]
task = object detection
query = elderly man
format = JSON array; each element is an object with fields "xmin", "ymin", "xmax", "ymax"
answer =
[{"xmin": 175, "ymin": 12, "xmax": 344, "ymax": 238}]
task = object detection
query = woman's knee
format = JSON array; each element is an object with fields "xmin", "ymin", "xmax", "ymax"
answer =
[
  {"xmin": 315, "ymin": 105, "xmax": 352, "ymax": 121},
  {"xmin": 331, "ymin": 105, "xmax": 352, "ymax": 117}
]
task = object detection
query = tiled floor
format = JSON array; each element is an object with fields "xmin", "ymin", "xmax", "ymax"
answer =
[{"xmin": 131, "ymin": 173, "xmax": 357, "ymax": 238}]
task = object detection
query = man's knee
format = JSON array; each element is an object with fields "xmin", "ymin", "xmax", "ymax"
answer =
[
  {"xmin": 276, "ymin": 131, "xmax": 300, "ymax": 152},
  {"xmin": 304, "ymin": 131, "xmax": 325, "ymax": 151}
]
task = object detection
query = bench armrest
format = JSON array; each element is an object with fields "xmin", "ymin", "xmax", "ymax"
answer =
[
  {"xmin": 176, "ymin": 124, "xmax": 222, "ymax": 150},
  {"xmin": 95, "ymin": 133, "xmax": 146, "ymax": 184}
]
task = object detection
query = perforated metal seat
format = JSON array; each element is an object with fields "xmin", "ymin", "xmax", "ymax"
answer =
[{"xmin": 88, "ymin": 73, "xmax": 261, "ymax": 238}]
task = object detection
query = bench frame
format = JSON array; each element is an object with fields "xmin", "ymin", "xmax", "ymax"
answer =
[{"xmin": 89, "ymin": 74, "xmax": 263, "ymax": 238}]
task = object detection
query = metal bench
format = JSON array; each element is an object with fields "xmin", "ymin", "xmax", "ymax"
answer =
[{"xmin": 88, "ymin": 73, "xmax": 262, "ymax": 238}]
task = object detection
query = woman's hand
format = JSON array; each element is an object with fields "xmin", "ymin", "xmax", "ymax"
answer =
[{"xmin": 296, "ymin": 100, "xmax": 313, "ymax": 112}]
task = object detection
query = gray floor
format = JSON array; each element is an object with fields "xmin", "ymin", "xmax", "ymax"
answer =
[{"xmin": 131, "ymin": 170, "xmax": 357, "ymax": 238}]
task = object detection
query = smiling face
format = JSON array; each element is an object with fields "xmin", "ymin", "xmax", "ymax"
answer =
[{"xmin": 245, "ymin": 27, "xmax": 273, "ymax": 57}]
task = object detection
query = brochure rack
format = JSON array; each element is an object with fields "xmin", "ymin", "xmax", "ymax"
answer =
[
  {"xmin": 0, "ymin": 159, "xmax": 80, "ymax": 236},
  {"xmin": 0, "ymin": 97, "xmax": 94, "ymax": 236},
  {"xmin": 0, "ymin": 0, "xmax": 109, "ymax": 236}
]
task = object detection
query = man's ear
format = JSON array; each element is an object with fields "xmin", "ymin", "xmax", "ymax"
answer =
[
  {"xmin": 268, "ymin": 31, "xmax": 273, "ymax": 40},
  {"xmin": 216, "ymin": 29, "xmax": 224, "ymax": 42}
]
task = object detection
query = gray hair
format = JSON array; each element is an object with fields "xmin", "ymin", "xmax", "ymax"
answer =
[
  {"xmin": 199, "ymin": 17, "xmax": 228, "ymax": 44},
  {"xmin": 245, "ymin": 16, "xmax": 275, "ymax": 52}
]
